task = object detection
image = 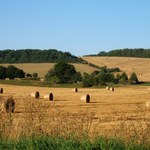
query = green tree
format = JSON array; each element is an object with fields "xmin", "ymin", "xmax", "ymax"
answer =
[
  {"xmin": 121, "ymin": 72, "xmax": 128, "ymax": 81},
  {"xmin": 0, "ymin": 66, "xmax": 6, "ymax": 79},
  {"xmin": 6, "ymin": 65, "xmax": 25, "ymax": 79},
  {"xmin": 32, "ymin": 73, "xmax": 38, "ymax": 79},
  {"xmin": 82, "ymin": 73, "xmax": 94, "ymax": 87},
  {"xmin": 129, "ymin": 72, "xmax": 138, "ymax": 84},
  {"xmin": 45, "ymin": 61, "xmax": 81, "ymax": 83},
  {"xmin": 6, "ymin": 65, "xmax": 18, "ymax": 80},
  {"xmin": 15, "ymin": 69, "xmax": 25, "ymax": 78},
  {"xmin": 26, "ymin": 73, "xmax": 32, "ymax": 78}
]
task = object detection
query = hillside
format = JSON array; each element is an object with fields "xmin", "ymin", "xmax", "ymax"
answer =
[
  {"xmin": 0, "ymin": 49, "xmax": 84, "ymax": 63},
  {"xmin": 83, "ymin": 56, "xmax": 150, "ymax": 82},
  {"xmin": 1, "ymin": 63, "xmax": 97, "ymax": 78}
]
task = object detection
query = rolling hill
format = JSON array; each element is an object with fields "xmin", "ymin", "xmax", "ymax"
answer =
[{"xmin": 83, "ymin": 56, "xmax": 150, "ymax": 82}]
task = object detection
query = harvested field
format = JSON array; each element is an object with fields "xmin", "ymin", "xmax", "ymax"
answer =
[
  {"xmin": 0, "ymin": 84, "xmax": 150, "ymax": 141},
  {"xmin": 1, "ymin": 63, "xmax": 96, "ymax": 78},
  {"xmin": 83, "ymin": 56, "xmax": 150, "ymax": 81}
]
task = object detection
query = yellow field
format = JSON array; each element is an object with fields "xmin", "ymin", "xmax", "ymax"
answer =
[
  {"xmin": 1, "ymin": 63, "xmax": 96, "ymax": 78},
  {"xmin": 0, "ymin": 84, "xmax": 150, "ymax": 139},
  {"xmin": 83, "ymin": 56, "xmax": 150, "ymax": 81}
]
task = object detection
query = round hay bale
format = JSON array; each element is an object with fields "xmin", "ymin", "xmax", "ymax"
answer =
[
  {"xmin": 106, "ymin": 86, "xmax": 110, "ymax": 90},
  {"xmin": 146, "ymin": 101, "xmax": 150, "ymax": 108},
  {"xmin": 30, "ymin": 91, "xmax": 40, "ymax": 99},
  {"xmin": 80, "ymin": 94, "xmax": 90, "ymax": 103},
  {"xmin": 110, "ymin": 87, "xmax": 114, "ymax": 91},
  {"xmin": 44, "ymin": 93, "xmax": 53, "ymax": 101},
  {"xmin": 4, "ymin": 96, "xmax": 15, "ymax": 113},
  {"xmin": 73, "ymin": 88, "xmax": 78, "ymax": 92},
  {"xmin": 0, "ymin": 88, "xmax": 3, "ymax": 94}
]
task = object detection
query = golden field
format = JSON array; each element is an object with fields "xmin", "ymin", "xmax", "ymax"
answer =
[
  {"xmin": 83, "ymin": 56, "xmax": 150, "ymax": 82},
  {"xmin": 1, "ymin": 63, "xmax": 96, "ymax": 78},
  {"xmin": 0, "ymin": 84, "xmax": 150, "ymax": 140}
]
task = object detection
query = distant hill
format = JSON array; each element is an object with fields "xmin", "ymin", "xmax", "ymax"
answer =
[
  {"xmin": 0, "ymin": 49, "xmax": 85, "ymax": 63},
  {"xmin": 88, "ymin": 48, "xmax": 150, "ymax": 58},
  {"xmin": 82, "ymin": 56, "xmax": 150, "ymax": 81}
]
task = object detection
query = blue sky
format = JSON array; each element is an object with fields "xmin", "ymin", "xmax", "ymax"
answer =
[{"xmin": 0, "ymin": 0, "xmax": 150, "ymax": 56}]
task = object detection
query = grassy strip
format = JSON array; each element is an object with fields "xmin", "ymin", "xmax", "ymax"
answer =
[
  {"xmin": 0, "ymin": 136, "xmax": 149, "ymax": 150},
  {"xmin": 0, "ymin": 80, "xmax": 83, "ymax": 88}
]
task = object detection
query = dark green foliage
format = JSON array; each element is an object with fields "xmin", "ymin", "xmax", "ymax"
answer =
[
  {"xmin": 107, "ymin": 67, "xmax": 120, "ymax": 72},
  {"xmin": 0, "ymin": 66, "xmax": 6, "ymax": 79},
  {"xmin": 0, "ymin": 49, "xmax": 85, "ymax": 63},
  {"xmin": 6, "ymin": 65, "xmax": 18, "ymax": 80},
  {"xmin": 32, "ymin": 73, "xmax": 38, "ymax": 78},
  {"xmin": 121, "ymin": 72, "xmax": 128, "ymax": 81},
  {"xmin": 129, "ymin": 72, "xmax": 139, "ymax": 84},
  {"xmin": 26, "ymin": 73, "xmax": 32, "ymax": 78},
  {"xmin": 82, "ymin": 73, "xmax": 95, "ymax": 87},
  {"xmin": 32, "ymin": 73, "xmax": 39, "ymax": 80},
  {"xmin": 6, "ymin": 65, "xmax": 25, "ymax": 79},
  {"xmin": 15, "ymin": 69, "xmax": 25, "ymax": 78},
  {"xmin": 97, "ymin": 48, "xmax": 150, "ymax": 58},
  {"xmin": 82, "ymin": 70, "xmax": 115, "ymax": 87},
  {"xmin": 45, "ymin": 61, "xmax": 81, "ymax": 83}
]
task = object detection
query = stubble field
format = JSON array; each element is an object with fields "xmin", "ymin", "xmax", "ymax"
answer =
[
  {"xmin": 0, "ymin": 84, "xmax": 150, "ymax": 142},
  {"xmin": 83, "ymin": 56, "xmax": 150, "ymax": 82}
]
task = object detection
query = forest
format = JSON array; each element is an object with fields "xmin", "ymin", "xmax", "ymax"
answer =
[
  {"xmin": 97, "ymin": 48, "xmax": 150, "ymax": 58},
  {"xmin": 0, "ymin": 49, "xmax": 84, "ymax": 63}
]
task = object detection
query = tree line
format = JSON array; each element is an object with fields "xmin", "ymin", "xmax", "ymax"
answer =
[
  {"xmin": 97, "ymin": 48, "xmax": 150, "ymax": 58},
  {"xmin": 0, "ymin": 65, "xmax": 25, "ymax": 80},
  {"xmin": 0, "ymin": 62, "xmax": 139, "ymax": 87},
  {"xmin": 45, "ymin": 61, "xmax": 139, "ymax": 87},
  {"xmin": 0, "ymin": 49, "xmax": 84, "ymax": 63}
]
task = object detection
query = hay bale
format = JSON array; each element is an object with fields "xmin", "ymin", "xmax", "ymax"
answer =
[
  {"xmin": 80, "ymin": 94, "xmax": 90, "ymax": 103},
  {"xmin": 106, "ymin": 86, "xmax": 110, "ymax": 90},
  {"xmin": 30, "ymin": 91, "xmax": 40, "ymax": 99},
  {"xmin": 4, "ymin": 96, "xmax": 15, "ymax": 113},
  {"xmin": 146, "ymin": 101, "xmax": 150, "ymax": 108},
  {"xmin": 110, "ymin": 87, "xmax": 114, "ymax": 91},
  {"xmin": 73, "ymin": 88, "xmax": 78, "ymax": 92},
  {"xmin": 44, "ymin": 93, "xmax": 53, "ymax": 101},
  {"xmin": 0, "ymin": 88, "xmax": 3, "ymax": 94}
]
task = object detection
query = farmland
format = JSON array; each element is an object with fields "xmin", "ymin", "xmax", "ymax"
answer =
[
  {"xmin": 83, "ymin": 56, "xmax": 150, "ymax": 82},
  {"xmin": 1, "ymin": 63, "xmax": 96, "ymax": 78},
  {"xmin": 0, "ymin": 57, "xmax": 150, "ymax": 148},
  {"xmin": 0, "ymin": 84, "xmax": 150, "ymax": 143}
]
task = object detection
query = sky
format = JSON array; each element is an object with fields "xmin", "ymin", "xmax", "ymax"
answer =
[{"xmin": 0, "ymin": 0, "xmax": 150, "ymax": 56}]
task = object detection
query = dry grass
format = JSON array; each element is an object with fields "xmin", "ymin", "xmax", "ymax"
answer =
[
  {"xmin": 83, "ymin": 56, "xmax": 150, "ymax": 82},
  {"xmin": 1, "ymin": 63, "xmax": 96, "ymax": 78},
  {"xmin": 0, "ymin": 84, "xmax": 149, "ymax": 145}
]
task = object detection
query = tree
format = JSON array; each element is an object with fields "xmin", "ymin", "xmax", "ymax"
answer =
[
  {"xmin": 32, "ymin": 73, "xmax": 38, "ymax": 79},
  {"xmin": 129, "ymin": 73, "xmax": 138, "ymax": 84},
  {"xmin": 15, "ymin": 69, "xmax": 25, "ymax": 78},
  {"xmin": 121, "ymin": 72, "xmax": 128, "ymax": 81},
  {"xmin": 0, "ymin": 66, "xmax": 6, "ymax": 79},
  {"xmin": 82, "ymin": 73, "xmax": 94, "ymax": 87},
  {"xmin": 6, "ymin": 65, "xmax": 18, "ymax": 80},
  {"xmin": 26, "ymin": 73, "xmax": 32, "ymax": 78},
  {"xmin": 45, "ymin": 61, "xmax": 81, "ymax": 83},
  {"xmin": 6, "ymin": 65, "xmax": 25, "ymax": 79}
]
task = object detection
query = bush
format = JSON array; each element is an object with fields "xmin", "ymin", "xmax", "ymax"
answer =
[{"xmin": 129, "ymin": 72, "xmax": 139, "ymax": 84}]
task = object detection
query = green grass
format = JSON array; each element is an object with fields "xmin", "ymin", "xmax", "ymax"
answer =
[
  {"xmin": 0, "ymin": 136, "xmax": 149, "ymax": 150},
  {"xmin": 0, "ymin": 79, "xmax": 83, "ymax": 88}
]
